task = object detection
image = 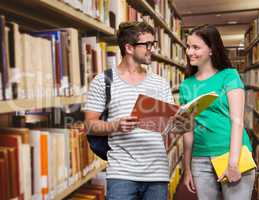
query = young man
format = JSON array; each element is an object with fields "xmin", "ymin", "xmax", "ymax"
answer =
[{"xmin": 84, "ymin": 22, "xmax": 190, "ymax": 200}]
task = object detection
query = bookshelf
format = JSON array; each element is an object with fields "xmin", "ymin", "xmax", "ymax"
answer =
[
  {"xmin": 244, "ymin": 63, "xmax": 259, "ymax": 72},
  {"xmin": 168, "ymin": 0, "xmax": 182, "ymax": 21},
  {"xmin": 0, "ymin": 95, "xmax": 86, "ymax": 114},
  {"xmin": 127, "ymin": 0, "xmax": 186, "ymax": 48},
  {"xmin": 152, "ymin": 53, "xmax": 185, "ymax": 70},
  {"xmin": 53, "ymin": 161, "xmax": 106, "ymax": 200},
  {"xmin": 0, "ymin": 0, "xmax": 115, "ymax": 34},
  {"xmin": 246, "ymin": 85, "xmax": 259, "ymax": 91},
  {"xmin": 166, "ymin": 135, "xmax": 182, "ymax": 154},
  {"xmin": 0, "ymin": 0, "xmax": 115, "ymax": 36},
  {"xmin": 245, "ymin": 35, "xmax": 259, "ymax": 53},
  {"xmin": 243, "ymin": 14, "xmax": 259, "ymax": 199},
  {"xmin": 0, "ymin": 0, "xmax": 187, "ymax": 199}
]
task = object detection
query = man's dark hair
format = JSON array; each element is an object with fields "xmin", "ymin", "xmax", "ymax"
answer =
[
  {"xmin": 117, "ymin": 21, "xmax": 155, "ymax": 56},
  {"xmin": 186, "ymin": 24, "xmax": 233, "ymax": 77}
]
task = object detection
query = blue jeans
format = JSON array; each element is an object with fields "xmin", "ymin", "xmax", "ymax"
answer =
[{"xmin": 107, "ymin": 179, "xmax": 168, "ymax": 200}]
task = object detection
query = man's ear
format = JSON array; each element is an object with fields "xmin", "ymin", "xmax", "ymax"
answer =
[{"xmin": 125, "ymin": 43, "xmax": 134, "ymax": 55}]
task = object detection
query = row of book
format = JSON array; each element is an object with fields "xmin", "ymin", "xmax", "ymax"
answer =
[
  {"xmin": 0, "ymin": 15, "xmax": 120, "ymax": 101},
  {"xmin": 67, "ymin": 183, "xmax": 105, "ymax": 200},
  {"xmin": 59, "ymin": 0, "xmax": 183, "ymax": 39},
  {"xmin": 147, "ymin": 61, "xmax": 184, "ymax": 90},
  {"xmin": 226, "ymin": 47, "xmax": 245, "ymax": 71},
  {"xmin": 156, "ymin": 31, "xmax": 185, "ymax": 63},
  {"xmin": 250, "ymin": 42, "xmax": 259, "ymax": 65},
  {"xmin": 0, "ymin": 18, "xmax": 186, "ymax": 102},
  {"xmin": 245, "ymin": 90, "xmax": 259, "ymax": 130},
  {"xmin": 146, "ymin": 0, "xmax": 182, "ymax": 38},
  {"xmin": 243, "ymin": 69, "xmax": 259, "ymax": 87},
  {"xmin": 167, "ymin": 136, "xmax": 184, "ymax": 177},
  {"xmin": 0, "ymin": 125, "xmax": 103, "ymax": 200},
  {"xmin": 244, "ymin": 15, "xmax": 259, "ymax": 48},
  {"xmin": 59, "ymin": 0, "xmax": 116, "ymax": 28},
  {"xmin": 168, "ymin": 164, "xmax": 182, "ymax": 200}
]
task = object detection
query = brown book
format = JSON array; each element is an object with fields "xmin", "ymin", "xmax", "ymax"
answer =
[
  {"xmin": 0, "ymin": 15, "xmax": 8, "ymax": 100},
  {"xmin": 61, "ymin": 31, "xmax": 70, "ymax": 96},
  {"xmin": 131, "ymin": 92, "xmax": 218, "ymax": 133},
  {"xmin": 0, "ymin": 146, "xmax": 18, "ymax": 199},
  {"xmin": 7, "ymin": 22, "xmax": 18, "ymax": 99},
  {"xmin": 91, "ymin": 49, "xmax": 97, "ymax": 78},
  {"xmin": 78, "ymin": 187, "xmax": 104, "ymax": 200},
  {"xmin": 0, "ymin": 134, "xmax": 21, "ymax": 198},
  {"xmin": 0, "ymin": 127, "xmax": 29, "ymax": 143},
  {"xmin": 0, "ymin": 158, "xmax": 8, "ymax": 200},
  {"xmin": 0, "ymin": 148, "xmax": 10, "ymax": 200},
  {"xmin": 131, "ymin": 94, "xmax": 179, "ymax": 132}
]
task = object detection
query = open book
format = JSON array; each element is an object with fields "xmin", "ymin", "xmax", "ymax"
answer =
[
  {"xmin": 211, "ymin": 146, "xmax": 256, "ymax": 183},
  {"xmin": 131, "ymin": 91, "xmax": 218, "ymax": 133}
]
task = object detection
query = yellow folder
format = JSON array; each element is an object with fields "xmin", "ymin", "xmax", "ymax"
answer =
[{"xmin": 211, "ymin": 146, "xmax": 256, "ymax": 182}]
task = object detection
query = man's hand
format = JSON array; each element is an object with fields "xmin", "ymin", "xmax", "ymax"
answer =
[
  {"xmin": 114, "ymin": 116, "xmax": 139, "ymax": 133},
  {"xmin": 170, "ymin": 112, "xmax": 194, "ymax": 134}
]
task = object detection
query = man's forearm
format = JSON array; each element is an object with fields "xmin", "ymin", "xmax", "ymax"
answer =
[{"xmin": 86, "ymin": 120, "xmax": 118, "ymax": 136}]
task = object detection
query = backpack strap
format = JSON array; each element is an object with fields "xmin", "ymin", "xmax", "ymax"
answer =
[{"xmin": 100, "ymin": 68, "xmax": 113, "ymax": 120}]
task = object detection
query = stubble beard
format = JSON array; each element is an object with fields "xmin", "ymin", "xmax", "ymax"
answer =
[{"xmin": 133, "ymin": 53, "xmax": 152, "ymax": 65}]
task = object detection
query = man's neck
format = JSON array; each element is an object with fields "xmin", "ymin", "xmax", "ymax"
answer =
[
  {"xmin": 116, "ymin": 56, "xmax": 147, "ymax": 85},
  {"xmin": 117, "ymin": 56, "xmax": 145, "ymax": 75}
]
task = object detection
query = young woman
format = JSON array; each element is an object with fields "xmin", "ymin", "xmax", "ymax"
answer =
[{"xmin": 179, "ymin": 24, "xmax": 255, "ymax": 200}]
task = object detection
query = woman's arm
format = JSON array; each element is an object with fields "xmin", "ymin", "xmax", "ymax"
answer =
[
  {"xmin": 218, "ymin": 88, "xmax": 244, "ymax": 182},
  {"xmin": 183, "ymin": 131, "xmax": 196, "ymax": 193},
  {"xmin": 184, "ymin": 131, "xmax": 194, "ymax": 171},
  {"xmin": 228, "ymin": 88, "xmax": 244, "ymax": 167}
]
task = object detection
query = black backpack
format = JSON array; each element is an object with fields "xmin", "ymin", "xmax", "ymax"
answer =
[{"xmin": 86, "ymin": 68, "xmax": 113, "ymax": 161}]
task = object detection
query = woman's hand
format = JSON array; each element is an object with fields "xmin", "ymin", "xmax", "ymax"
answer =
[
  {"xmin": 170, "ymin": 112, "xmax": 195, "ymax": 134},
  {"xmin": 184, "ymin": 169, "xmax": 196, "ymax": 193},
  {"xmin": 217, "ymin": 164, "xmax": 241, "ymax": 183}
]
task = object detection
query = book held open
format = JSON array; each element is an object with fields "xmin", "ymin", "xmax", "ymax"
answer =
[{"xmin": 131, "ymin": 91, "xmax": 218, "ymax": 133}]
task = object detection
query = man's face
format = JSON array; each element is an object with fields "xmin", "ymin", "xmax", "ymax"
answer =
[{"xmin": 132, "ymin": 32, "xmax": 155, "ymax": 65}]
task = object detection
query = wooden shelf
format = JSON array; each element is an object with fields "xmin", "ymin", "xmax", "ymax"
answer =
[
  {"xmin": 54, "ymin": 161, "xmax": 106, "ymax": 200},
  {"xmin": 167, "ymin": 135, "xmax": 182, "ymax": 154},
  {"xmin": 245, "ymin": 85, "xmax": 259, "ymax": 91},
  {"xmin": 168, "ymin": 0, "xmax": 182, "ymax": 20},
  {"xmin": 170, "ymin": 154, "xmax": 183, "ymax": 176},
  {"xmin": 152, "ymin": 53, "xmax": 185, "ymax": 71},
  {"xmin": 172, "ymin": 88, "xmax": 180, "ymax": 94},
  {"xmin": 254, "ymin": 109, "xmax": 259, "ymax": 119},
  {"xmin": 244, "ymin": 63, "xmax": 259, "ymax": 72},
  {"xmin": 0, "ymin": 95, "xmax": 86, "ymax": 114},
  {"xmin": 127, "ymin": 0, "xmax": 185, "ymax": 48},
  {"xmin": 0, "ymin": 0, "xmax": 115, "ymax": 35},
  {"xmin": 244, "ymin": 35, "xmax": 259, "ymax": 53}
]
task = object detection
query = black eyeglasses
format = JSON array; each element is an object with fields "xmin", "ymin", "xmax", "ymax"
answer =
[{"xmin": 133, "ymin": 41, "xmax": 158, "ymax": 50}]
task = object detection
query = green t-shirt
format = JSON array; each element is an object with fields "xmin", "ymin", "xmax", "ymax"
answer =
[{"xmin": 179, "ymin": 68, "xmax": 252, "ymax": 157}]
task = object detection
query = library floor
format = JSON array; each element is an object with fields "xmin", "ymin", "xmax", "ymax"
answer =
[{"xmin": 173, "ymin": 176, "xmax": 258, "ymax": 200}]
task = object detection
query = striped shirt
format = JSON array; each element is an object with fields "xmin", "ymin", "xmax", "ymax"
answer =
[{"xmin": 83, "ymin": 68, "xmax": 173, "ymax": 182}]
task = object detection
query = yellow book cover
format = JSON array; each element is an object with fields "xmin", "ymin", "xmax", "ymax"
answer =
[{"xmin": 211, "ymin": 146, "xmax": 256, "ymax": 182}]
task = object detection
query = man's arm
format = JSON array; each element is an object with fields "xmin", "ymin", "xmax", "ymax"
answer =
[{"xmin": 85, "ymin": 111, "xmax": 139, "ymax": 136}]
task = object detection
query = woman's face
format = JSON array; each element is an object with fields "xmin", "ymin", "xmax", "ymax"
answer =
[{"xmin": 186, "ymin": 34, "xmax": 212, "ymax": 67}]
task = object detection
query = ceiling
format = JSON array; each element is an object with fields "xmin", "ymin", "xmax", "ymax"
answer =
[{"xmin": 174, "ymin": 0, "xmax": 259, "ymax": 47}]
